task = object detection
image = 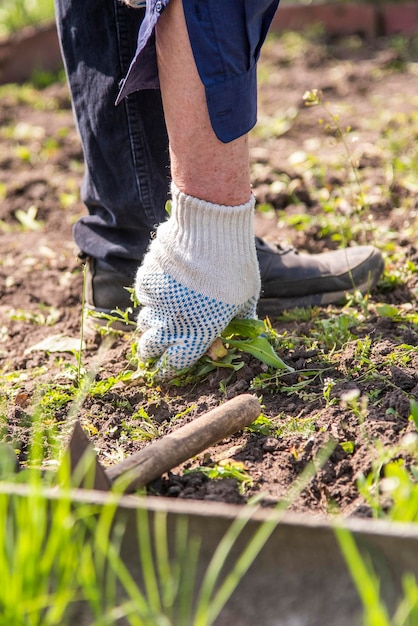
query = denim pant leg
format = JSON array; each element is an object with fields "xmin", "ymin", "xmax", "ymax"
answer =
[{"xmin": 54, "ymin": 0, "xmax": 170, "ymax": 277}]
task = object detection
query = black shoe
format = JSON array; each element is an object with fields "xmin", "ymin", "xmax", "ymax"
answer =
[
  {"xmin": 256, "ymin": 238, "xmax": 384, "ymax": 316},
  {"xmin": 84, "ymin": 257, "xmax": 138, "ymax": 329},
  {"xmin": 83, "ymin": 239, "xmax": 384, "ymax": 325}
]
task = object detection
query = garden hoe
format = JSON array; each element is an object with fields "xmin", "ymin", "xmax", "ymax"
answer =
[{"xmin": 66, "ymin": 394, "xmax": 260, "ymax": 494}]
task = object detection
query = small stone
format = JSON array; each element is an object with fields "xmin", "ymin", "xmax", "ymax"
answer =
[{"xmin": 263, "ymin": 437, "xmax": 279, "ymax": 452}]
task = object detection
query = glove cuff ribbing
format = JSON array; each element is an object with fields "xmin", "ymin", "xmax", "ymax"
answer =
[{"xmin": 139, "ymin": 183, "xmax": 260, "ymax": 305}]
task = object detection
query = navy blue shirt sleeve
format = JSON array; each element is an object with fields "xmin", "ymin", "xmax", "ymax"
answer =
[{"xmin": 117, "ymin": 0, "xmax": 280, "ymax": 143}]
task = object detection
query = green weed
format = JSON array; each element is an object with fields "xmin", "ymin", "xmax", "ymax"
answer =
[
  {"xmin": 304, "ymin": 88, "xmax": 365, "ymax": 215},
  {"xmin": 8, "ymin": 304, "xmax": 60, "ymax": 326},
  {"xmin": 245, "ymin": 413, "xmax": 276, "ymax": 436},
  {"xmin": 322, "ymin": 376, "xmax": 337, "ymax": 406},
  {"xmin": 148, "ymin": 318, "xmax": 294, "ymax": 387},
  {"xmin": 340, "ymin": 388, "xmax": 369, "ymax": 423},
  {"xmin": 77, "ymin": 262, "xmax": 88, "ymax": 383},
  {"xmin": 88, "ymin": 371, "xmax": 136, "ymax": 398},
  {"xmin": 222, "ymin": 319, "xmax": 294, "ymax": 371},
  {"xmin": 357, "ymin": 404, "xmax": 418, "ymax": 521},
  {"xmin": 276, "ymin": 414, "xmax": 316, "ymax": 440},
  {"xmin": 38, "ymin": 385, "xmax": 74, "ymax": 417},
  {"xmin": 184, "ymin": 460, "xmax": 254, "ymax": 495},
  {"xmin": 375, "ymin": 303, "xmax": 418, "ymax": 326},
  {"xmin": 312, "ymin": 312, "xmax": 357, "ymax": 352},
  {"xmin": 173, "ymin": 404, "xmax": 197, "ymax": 421},
  {"xmin": 251, "ymin": 367, "xmax": 323, "ymax": 397},
  {"xmin": 87, "ymin": 307, "xmax": 138, "ymax": 333},
  {"xmin": 121, "ymin": 407, "xmax": 162, "ymax": 442}
]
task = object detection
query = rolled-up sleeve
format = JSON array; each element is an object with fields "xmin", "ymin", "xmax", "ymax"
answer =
[{"xmin": 117, "ymin": 0, "xmax": 280, "ymax": 143}]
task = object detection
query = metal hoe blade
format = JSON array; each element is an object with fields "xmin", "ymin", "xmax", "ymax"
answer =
[{"xmin": 67, "ymin": 421, "xmax": 111, "ymax": 491}]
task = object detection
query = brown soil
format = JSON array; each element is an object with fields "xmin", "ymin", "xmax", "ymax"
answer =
[{"xmin": 1, "ymin": 32, "xmax": 418, "ymax": 519}]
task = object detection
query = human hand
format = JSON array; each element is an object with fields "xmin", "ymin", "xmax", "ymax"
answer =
[{"xmin": 135, "ymin": 186, "xmax": 260, "ymax": 379}]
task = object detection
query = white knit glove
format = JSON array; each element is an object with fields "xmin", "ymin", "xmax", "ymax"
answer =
[{"xmin": 135, "ymin": 184, "xmax": 261, "ymax": 379}]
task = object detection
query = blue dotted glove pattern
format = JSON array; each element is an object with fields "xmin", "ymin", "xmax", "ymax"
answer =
[{"xmin": 137, "ymin": 272, "xmax": 258, "ymax": 379}]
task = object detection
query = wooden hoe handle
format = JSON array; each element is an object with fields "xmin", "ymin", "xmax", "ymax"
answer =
[{"xmin": 106, "ymin": 394, "xmax": 260, "ymax": 493}]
